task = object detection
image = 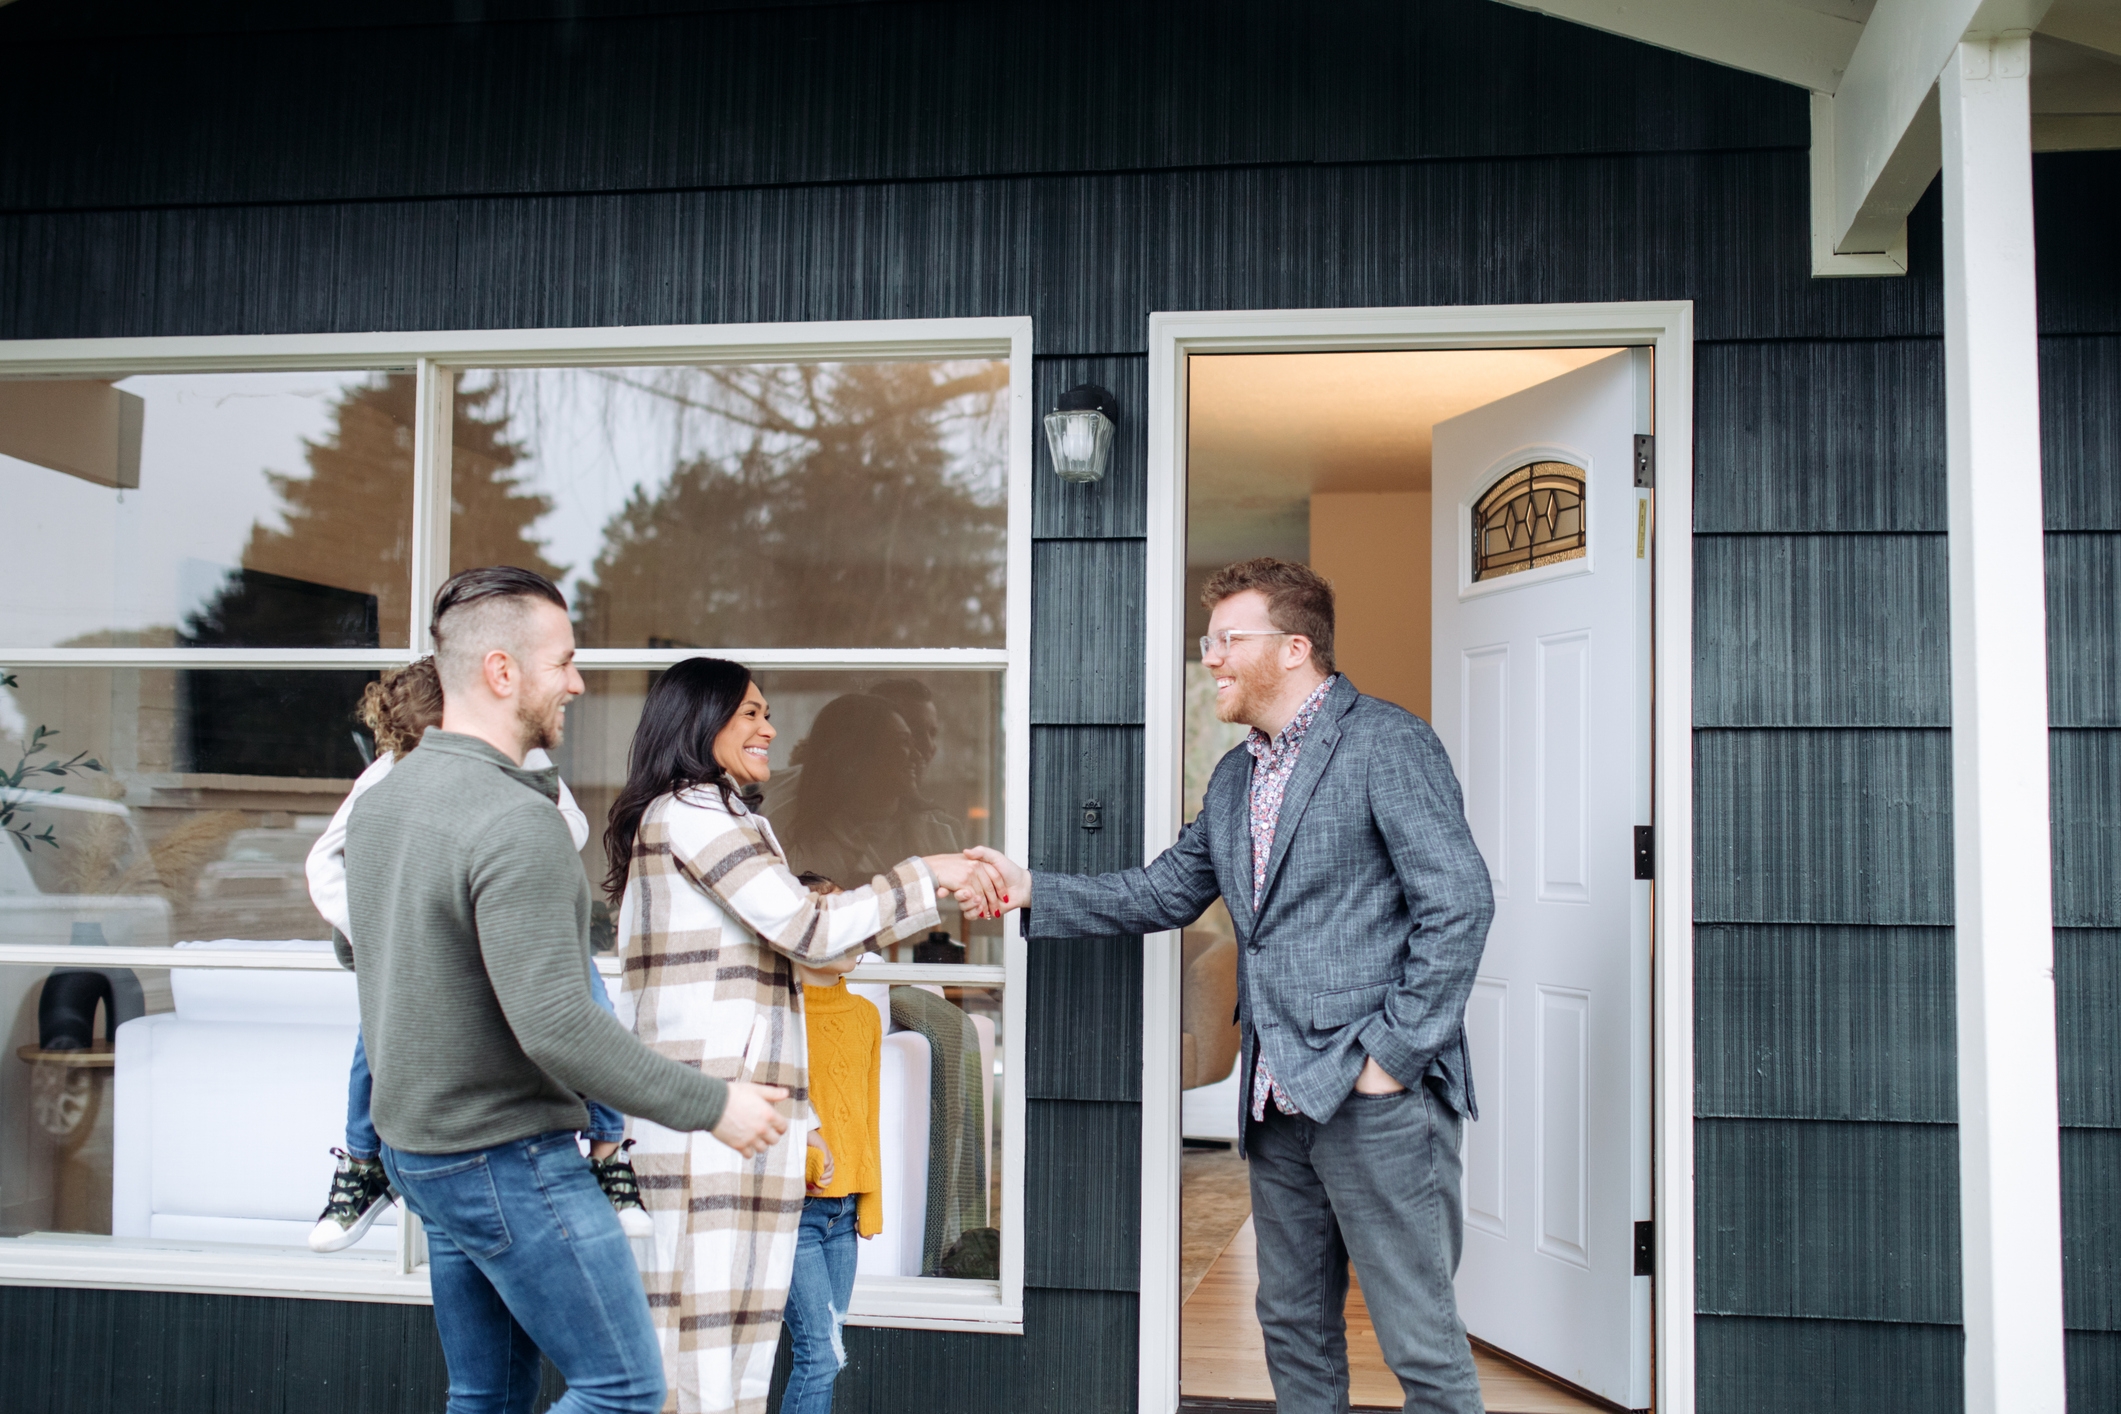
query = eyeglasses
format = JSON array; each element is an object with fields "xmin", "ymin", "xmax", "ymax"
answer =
[{"xmin": 1200, "ymin": 629, "xmax": 1293, "ymax": 659}]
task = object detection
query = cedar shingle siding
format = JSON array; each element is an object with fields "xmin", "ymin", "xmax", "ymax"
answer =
[{"xmin": 1, "ymin": 2, "xmax": 2116, "ymax": 1411}]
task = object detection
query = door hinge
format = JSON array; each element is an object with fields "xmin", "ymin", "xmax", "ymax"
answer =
[
  {"xmin": 1634, "ymin": 1220, "xmax": 1655, "ymax": 1276},
  {"xmin": 1634, "ymin": 826, "xmax": 1654, "ymax": 880},
  {"xmin": 1633, "ymin": 433, "xmax": 1655, "ymax": 489}
]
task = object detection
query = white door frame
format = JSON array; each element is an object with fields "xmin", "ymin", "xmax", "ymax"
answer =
[{"xmin": 1138, "ymin": 301, "xmax": 1696, "ymax": 1414}]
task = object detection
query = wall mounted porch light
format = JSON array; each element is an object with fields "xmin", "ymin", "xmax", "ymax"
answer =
[{"xmin": 1043, "ymin": 383, "xmax": 1118, "ymax": 483}]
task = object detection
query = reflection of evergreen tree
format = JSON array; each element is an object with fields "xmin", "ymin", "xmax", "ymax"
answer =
[
  {"xmin": 443, "ymin": 378, "xmax": 566, "ymax": 585},
  {"xmin": 239, "ymin": 374, "xmax": 416, "ymax": 636},
  {"xmin": 174, "ymin": 375, "xmax": 565, "ymax": 780},
  {"xmin": 573, "ymin": 363, "xmax": 1007, "ymax": 649},
  {"xmin": 239, "ymin": 373, "xmax": 563, "ymax": 633}
]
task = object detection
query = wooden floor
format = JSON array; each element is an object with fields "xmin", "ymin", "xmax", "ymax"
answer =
[{"xmin": 1181, "ymin": 1219, "xmax": 1608, "ymax": 1414}]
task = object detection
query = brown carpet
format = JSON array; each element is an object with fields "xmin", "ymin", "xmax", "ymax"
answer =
[{"xmin": 1182, "ymin": 1146, "xmax": 1254, "ymax": 1304}]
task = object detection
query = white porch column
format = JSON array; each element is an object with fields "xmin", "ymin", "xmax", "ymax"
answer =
[{"xmin": 1939, "ymin": 31, "xmax": 2068, "ymax": 1414}]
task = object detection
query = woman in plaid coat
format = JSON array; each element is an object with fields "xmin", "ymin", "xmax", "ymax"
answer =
[{"xmin": 604, "ymin": 657, "xmax": 999, "ymax": 1414}]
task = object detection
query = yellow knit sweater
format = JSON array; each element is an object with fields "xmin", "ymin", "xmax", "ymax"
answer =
[{"xmin": 802, "ymin": 981, "xmax": 883, "ymax": 1238}]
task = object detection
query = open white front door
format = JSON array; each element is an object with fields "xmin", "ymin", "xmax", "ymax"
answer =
[{"xmin": 1431, "ymin": 350, "xmax": 1652, "ymax": 1409}]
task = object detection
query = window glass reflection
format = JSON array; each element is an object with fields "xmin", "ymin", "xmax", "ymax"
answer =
[
  {"xmin": 0, "ymin": 668, "xmax": 379, "ymax": 950},
  {"xmin": 449, "ymin": 363, "xmax": 1009, "ymax": 650},
  {"xmin": 0, "ymin": 372, "xmax": 414, "ymax": 650}
]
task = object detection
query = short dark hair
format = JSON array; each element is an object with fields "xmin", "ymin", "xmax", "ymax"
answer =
[
  {"xmin": 431, "ymin": 565, "xmax": 566, "ymax": 635},
  {"xmin": 430, "ymin": 566, "xmax": 568, "ymax": 691},
  {"xmin": 1200, "ymin": 557, "xmax": 1337, "ymax": 675}
]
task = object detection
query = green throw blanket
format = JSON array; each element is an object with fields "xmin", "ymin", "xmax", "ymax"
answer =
[{"xmin": 889, "ymin": 988, "xmax": 989, "ymax": 1275}]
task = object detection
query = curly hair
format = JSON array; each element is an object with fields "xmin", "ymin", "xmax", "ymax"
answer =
[{"xmin": 358, "ymin": 657, "xmax": 446, "ymax": 760}]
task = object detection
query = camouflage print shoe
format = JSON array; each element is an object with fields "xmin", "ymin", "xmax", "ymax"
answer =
[
  {"xmin": 591, "ymin": 1139, "xmax": 654, "ymax": 1239},
  {"xmin": 307, "ymin": 1148, "xmax": 396, "ymax": 1253}
]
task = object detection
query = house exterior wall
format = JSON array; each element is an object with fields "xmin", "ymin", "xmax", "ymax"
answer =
[
  {"xmin": 0, "ymin": 3, "xmax": 2114, "ymax": 1412},
  {"xmin": 2044, "ymin": 331, "xmax": 2121, "ymax": 1404}
]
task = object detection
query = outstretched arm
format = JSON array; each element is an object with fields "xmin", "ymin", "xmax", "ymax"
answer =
[
  {"xmin": 962, "ymin": 800, "xmax": 1224, "ymax": 938},
  {"xmin": 664, "ymin": 799, "xmax": 945, "ymax": 966}
]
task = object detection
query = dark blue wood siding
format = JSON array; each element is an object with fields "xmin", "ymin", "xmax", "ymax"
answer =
[
  {"xmin": 1, "ymin": 2, "xmax": 2117, "ymax": 1412},
  {"xmin": 0, "ymin": 1287, "xmax": 449, "ymax": 1413},
  {"xmin": 1692, "ymin": 330, "xmax": 1966, "ymax": 1410},
  {"xmin": 1692, "ymin": 318, "xmax": 2121, "ymax": 1413},
  {"xmin": 1024, "ymin": 340, "xmax": 1148, "ymax": 1299},
  {"xmin": 2046, "ymin": 333, "xmax": 2121, "ymax": 1409}
]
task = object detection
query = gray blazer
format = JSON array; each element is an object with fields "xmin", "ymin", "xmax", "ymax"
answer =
[{"xmin": 1027, "ymin": 676, "xmax": 1493, "ymax": 1135}]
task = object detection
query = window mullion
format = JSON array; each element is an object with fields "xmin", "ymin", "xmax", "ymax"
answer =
[{"xmin": 408, "ymin": 358, "xmax": 455, "ymax": 653}]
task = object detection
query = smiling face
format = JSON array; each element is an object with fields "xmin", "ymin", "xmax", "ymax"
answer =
[
  {"xmin": 1202, "ymin": 589, "xmax": 1293, "ymax": 729},
  {"xmin": 711, "ymin": 681, "xmax": 776, "ymax": 785},
  {"xmin": 513, "ymin": 600, "xmax": 585, "ymax": 753}
]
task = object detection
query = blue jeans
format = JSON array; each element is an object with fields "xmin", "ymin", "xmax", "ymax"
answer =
[
  {"xmin": 782, "ymin": 1195, "xmax": 861, "ymax": 1414},
  {"xmin": 347, "ymin": 968, "xmax": 627, "ymax": 1158},
  {"xmin": 381, "ymin": 1132, "xmax": 664, "ymax": 1414}
]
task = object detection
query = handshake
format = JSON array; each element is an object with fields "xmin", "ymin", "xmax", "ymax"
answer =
[
  {"xmin": 720, "ymin": 846, "xmax": 1033, "ymax": 1158},
  {"xmin": 924, "ymin": 846, "xmax": 1029, "ymax": 920}
]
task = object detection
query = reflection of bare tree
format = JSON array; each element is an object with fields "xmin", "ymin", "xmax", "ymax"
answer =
[{"xmin": 573, "ymin": 363, "xmax": 1007, "ymax": 649}]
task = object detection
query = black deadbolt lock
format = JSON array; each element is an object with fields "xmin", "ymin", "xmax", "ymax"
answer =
[{"xmin": 1081, "ymin": 799, "xmax": 1104, "ymax": 832}]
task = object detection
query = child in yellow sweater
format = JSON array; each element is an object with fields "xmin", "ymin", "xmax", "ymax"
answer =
[{"xmin": 786, "ymin": 876, "xmax": 884, "ymax": 1414}]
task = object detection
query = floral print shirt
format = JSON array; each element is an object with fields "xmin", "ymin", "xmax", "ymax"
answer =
[{"xmin": 1246, "ymin": 674, "xmax": 1340, "ymax": 1121}]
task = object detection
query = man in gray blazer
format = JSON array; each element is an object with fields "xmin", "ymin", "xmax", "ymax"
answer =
[{"xmin": 967, "ymin": 557, "xmax": 1493, "ymax": 1414}]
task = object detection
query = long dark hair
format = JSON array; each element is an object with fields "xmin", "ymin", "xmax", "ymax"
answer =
[{"xmin": 602, "ymin": 656, "xmax": 755, "ymax": 902}]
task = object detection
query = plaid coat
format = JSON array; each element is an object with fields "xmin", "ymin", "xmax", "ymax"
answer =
[{"xmin": 613, "ymin": 785, "xmax": 939, "ymax": 1414}]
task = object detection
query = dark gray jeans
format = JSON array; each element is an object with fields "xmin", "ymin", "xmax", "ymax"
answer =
[{"xmin": 1248, "ymin": 1083, "xmax": 1484, "ymax": 1414}]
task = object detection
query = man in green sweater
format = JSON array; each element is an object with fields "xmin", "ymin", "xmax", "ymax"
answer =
[{"xmin": 344, "ymin": 566, "xmax": 787, "ymax": 1414}]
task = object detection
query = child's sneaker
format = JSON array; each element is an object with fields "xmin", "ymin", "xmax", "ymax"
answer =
[
  {"xmin": 308, "ymin": 1148, "xmax": 395, "ymax": 1252},
  {"xmin": 592, "ymin": 1140, "xmax": 654, "ymax": 1239}
]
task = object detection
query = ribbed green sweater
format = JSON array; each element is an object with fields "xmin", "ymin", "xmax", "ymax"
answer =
[{"xmin": 341, "ymin": 730, "xmax": 727, "ymax": 1153}]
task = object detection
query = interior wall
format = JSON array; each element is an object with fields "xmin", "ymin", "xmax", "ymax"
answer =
[{"xmin": 1308, "ymin": 491, "xmax": 1430, "ymax": 720}]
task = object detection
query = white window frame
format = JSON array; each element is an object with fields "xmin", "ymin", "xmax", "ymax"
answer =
[
  {"xmin": 1139, "ymin": 303, "xmax": 1695, "ymax": 1413},
  {"xmin": 0, "ymin": 316, "xmax": 1035, "ymax": 1333}
]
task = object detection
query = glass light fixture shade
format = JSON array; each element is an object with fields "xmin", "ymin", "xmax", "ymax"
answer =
[{"xmin": 1043, "ymin": 408, "xmax": 1115, "ymax": 483}]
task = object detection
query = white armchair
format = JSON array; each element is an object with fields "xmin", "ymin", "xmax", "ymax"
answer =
[
  {"xmin": 112, "ymin": 940, "xmax": 397, "ymax": 1253},
  {"xmin": 109, "ymin": 948, "xmax": 990, "ymax": 1273}
]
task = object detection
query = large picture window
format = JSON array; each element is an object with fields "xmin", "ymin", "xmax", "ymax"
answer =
[{"xmin": 0, "ymin": 320, "xmax": 1033, "ymax": 1328}]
